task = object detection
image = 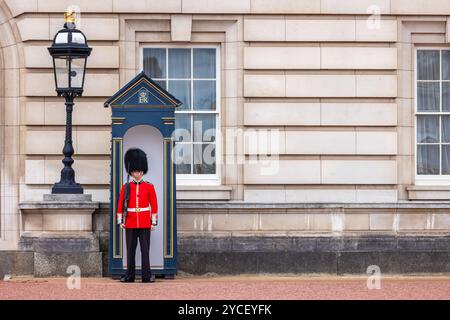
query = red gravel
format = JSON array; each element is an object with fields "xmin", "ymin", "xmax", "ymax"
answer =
[{"xmin": 1, "ymin": 275, "xmax": 450, "ymax": 300}]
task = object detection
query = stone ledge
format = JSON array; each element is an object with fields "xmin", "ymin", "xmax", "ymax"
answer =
[
  {"xmin": 406, "ymin": 185, "xmax": 450, "ymax": 200},
  {"xmin": 19, "ymin": 201, "xmax": 100, "ymax": 232},
  {"xmin": 19, "ymin": 201, "xmax": 100, "ymax": 210},
  {"xmin": 43, "ymin": 194, "xmax": 93, "ymax": 202},
  {"xmin": 176, "ymin": 185, "xmax": 233, "ymax": 201},
  {"xmin": 176, "ymin": 200, "xmax": 450, "ymax": 209},
  {"xmin": 98, "ymin": 201, "xmax": 450, "ymax": 210}
]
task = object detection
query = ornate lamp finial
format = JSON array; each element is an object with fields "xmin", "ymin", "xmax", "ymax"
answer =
[{"xmin": 64, "ymin": 9, "xmax": 76, "ymax": 29}]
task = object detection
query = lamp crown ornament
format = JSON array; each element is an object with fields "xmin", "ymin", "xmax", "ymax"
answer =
[{"xmin": 64, "ymin": 9, "xmax": 76, "ymax": 29}]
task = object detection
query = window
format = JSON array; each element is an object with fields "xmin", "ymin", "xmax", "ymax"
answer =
[
  {"xmin": 415, "ymin": 49, "xmax": 450, "ymax": 182},
  {"xmin": 142, "ymin": 46, "xmax": 220, "ymax": 183}
]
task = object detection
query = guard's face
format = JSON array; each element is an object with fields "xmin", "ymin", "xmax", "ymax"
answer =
[{"xmin": 131, "ymin": 170, "xmax": 144, "ymax": 180}]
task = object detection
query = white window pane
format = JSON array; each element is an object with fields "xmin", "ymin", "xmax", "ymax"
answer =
[
  {"xmin": 169, "ymin": 80, "xmax": 190, "ymax": 110},
  {"xmin": 417, "ymin": 145, "xmax": 439, "ymax": 175},
  {"xmin": 143, "ymin": 48, "xmax": 166, "ymax": 78},
  {"xmin": 417, "ymin": 115, "xmax": 439, "ymax": 143},
  {"xmin": 174, "ymin": 114, "xmax": 191, "ymax": 142},
  {"xmin": 193, "ymin": 49, "xmax": 216, "ymax": 78},
  {"xmin": 442, "ymin": 115, "xmax": 450, "ymax": 143},
  {"xmin": 443, "ymin": 50, "xmax": 450, "ymax": 80},
  {"xmin": 193, "ymin": 144, "xmax": 216, "ymax": 174},
  {"xmin": 155, "ymin": 80, "xmax": 166, "ymax": 90},
  {"xmin": 443, "ymin": 83, "xmax": 450, "ymax": 112},
  {"xmin": 174, "ymin": 143, "xmax": 191, "ymax": 174},
  {"xmin": 193, "ymin": 80, "xmax": 216, "ymax": 110},
  {"xmin": 417, "ymin": 50, "xmax": 440, "ymax": 80},
  {"xmin": 417, "ymin": 82, "xmax": 440, "ymax": 112},
  {"xmin": 193, "ymin": 114, "xmax": 216, "ymax": 142},
  {"xmin": 168, "ymin": 49, "xmax": 190, "ymax": 79},
  {"xmin": 443, "ymin": 145, "xmax": 450, "ymax": 174}
]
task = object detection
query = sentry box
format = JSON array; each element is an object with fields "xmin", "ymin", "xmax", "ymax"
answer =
[{"xmin": 104, "ymin": 71, "xmax": 182, "ymax": 279}]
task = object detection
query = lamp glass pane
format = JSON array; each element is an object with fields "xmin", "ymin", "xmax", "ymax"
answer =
[
  {"xmin": 54, "ymin": 56, "xmax": 69, "ymax": 89},
  {"xmin": 55, "ymin": 32, "xmax": 68, "ymax": 44},
  {"xmin": 71, "ymin": 32, "xmax": 85, "ymax": 44},
  {"xmin": 70, "ymin": 57, "xmax": 86, "ymax": 89}
]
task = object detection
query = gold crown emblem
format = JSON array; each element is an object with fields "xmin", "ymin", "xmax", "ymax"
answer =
[
  {"xmin": 64, "ymin": 9, "xmax": 76, "ymax": 24},
  {"xmin": 138, "ymin": 90, "xmax": 148, "ymax": 103}
]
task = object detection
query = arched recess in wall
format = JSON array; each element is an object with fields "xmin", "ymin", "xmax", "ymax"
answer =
[
  {"xmin": 0, "ymin": 0, "xmax": 23, "ymax": 247},
  {"xmin": 0, "ymin": 21, "xmax": 3, "ymax": 239}
]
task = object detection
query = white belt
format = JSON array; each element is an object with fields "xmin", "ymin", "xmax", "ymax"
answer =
[{"xmin": 127, "ymin": 207, "xmax": 150, "ymax": 212}]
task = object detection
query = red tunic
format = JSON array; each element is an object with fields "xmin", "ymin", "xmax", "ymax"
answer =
[{"xmin": 117, "ymin": 180, "xmax": 158, "ymax": 229}]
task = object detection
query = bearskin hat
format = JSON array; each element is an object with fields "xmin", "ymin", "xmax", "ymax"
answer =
[{"xmin": 124, "ymin": 148, "xmax": 148, "ymax": 175}]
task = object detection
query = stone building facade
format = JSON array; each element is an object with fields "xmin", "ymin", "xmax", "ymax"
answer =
[{"xmin": 1, "ymin": 0, "xmax": 450, "ymax": 275}]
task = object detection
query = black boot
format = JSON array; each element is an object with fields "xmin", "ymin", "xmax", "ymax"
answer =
[
  {"xmin": 120, "ymin": 275, "xmax": 135, "ymax": 283},
  {"xmin": 142, "ymin": 274, "xmax": 155, "ymax": 283}
]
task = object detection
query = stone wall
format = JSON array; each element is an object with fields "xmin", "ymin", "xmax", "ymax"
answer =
[
  {"xmin": 1, "ymin": 0, "xmax": 450, "ymax": 254},
  {"xmin": 2, "ymin": 201, "xmax": 450, "ymax": 277}
]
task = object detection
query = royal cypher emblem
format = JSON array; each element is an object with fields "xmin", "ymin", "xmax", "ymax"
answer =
[{"xmin": 138, "ymin": 90, "xmax": 149, "ymax": 103}]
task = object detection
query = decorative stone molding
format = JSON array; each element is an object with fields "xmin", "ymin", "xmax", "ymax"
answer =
[
  {"xmin": 171, "ymin": 14, "xmax": 192, "ymax": 41},
  {"xmin": 398, "ymin": 18, "xmax": 450, "ymax": 200},
  {"xmin": 177, "ymin": 201, "xmax": 450, "ymax": 233},
  {"xmin": 406, "ymin": 185, "xmax": 450, "ymax": 200},
  {"xmin": 177, "ymin": 185, "xmax": 232, "ymax": 200},
  {"xmin": 19, "ymin": 195, "xmax": 100, "ymax": 232},
  {"xmin": 118, "ymin": 14, "xmax": 243, "ymax": 199},
  {"xmin": 0, "ymin": 0, "xmax": 23, "ymax": 249}
]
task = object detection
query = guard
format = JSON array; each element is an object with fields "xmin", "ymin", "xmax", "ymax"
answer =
[{"xmin": 117, "ymin": 148, "xmax": 158, "ymax": 283}]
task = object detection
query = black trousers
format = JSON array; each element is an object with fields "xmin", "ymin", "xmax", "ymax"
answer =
[{"xmin": 125, "ymin": 228, "xmax": 151, "ymax": 279}]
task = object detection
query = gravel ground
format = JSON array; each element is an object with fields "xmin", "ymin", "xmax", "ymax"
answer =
[{"xmin": 1, "ymin": 274, "xmax": 450, "ymax": 300}]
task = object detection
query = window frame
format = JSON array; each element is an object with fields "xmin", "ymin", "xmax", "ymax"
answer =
[
  {"xmin": 140, "ymin": 44, "xmax": 222, "ymax": 186},
  {"xmin": 414, "ymin": 47, "xmax": 450, "ymax": 185}
]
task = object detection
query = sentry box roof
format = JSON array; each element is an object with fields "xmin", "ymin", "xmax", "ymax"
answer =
[{"xmin": 104, "ymin": 71, "xmax": 182, "ymax": 109}]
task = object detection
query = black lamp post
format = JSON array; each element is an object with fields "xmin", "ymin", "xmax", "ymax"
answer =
[{"xmin": 48, "ymin": 13, "xmax": 92, "ymax": 194}]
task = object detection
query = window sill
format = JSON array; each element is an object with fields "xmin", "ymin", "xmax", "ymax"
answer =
[
  {"xmin": 176, "ymin": 185, "xmax": 232, "ymax": 201},
  {"xmin": 406, "ymin": 185, "xmax": 450, "ymax": 200}
]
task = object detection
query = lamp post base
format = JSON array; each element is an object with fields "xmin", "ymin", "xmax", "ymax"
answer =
[{"xmin": 51, "ymin": 182, "xmax": 84, "ymax": 194}]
